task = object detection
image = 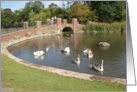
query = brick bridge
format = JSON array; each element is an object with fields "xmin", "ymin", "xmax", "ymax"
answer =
[
  {"xmin": 1, "ymin": 18, "xmax": 85, "ymax": 42},
  {"xmin": 36, "ymin": 18, "xmax": 85, "ymax": 34}
]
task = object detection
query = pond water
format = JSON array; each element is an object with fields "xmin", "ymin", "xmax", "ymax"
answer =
[{"xmin": 8, "ymin": 32, "xmax": 126, "ymax": 79}]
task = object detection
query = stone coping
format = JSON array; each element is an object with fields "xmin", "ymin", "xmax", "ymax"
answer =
[{"xmin": 1, "ymin": 33, "xmax": 126, "ymax": 85}]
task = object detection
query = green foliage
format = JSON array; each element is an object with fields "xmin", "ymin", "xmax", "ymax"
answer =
[
  {"xmin": 49, "ymin": 3, "xmax": 58, "ymax": 17},
  {"xmin": 1, "ymin": 1, "xmax": 126, "ymax": 25},
  {"xmin": 82, "ymin": 1, "xmax": 126, "ymax": 23},
  {"xmin": 95, "ymin": 24, "xmax": 104, "ymax": 31},
  {"xmin": 40, "ymin": 8, "xmax": 51, "ymax": 19},
  {"xmin": 32, "ymin": 1, "xmax": 44, "ymax": 14},
  {"xmin": 2, "ymin": 8, "xmax": 15, "ymax": 25},
  {"xmin": 71, "ymin": 2, "xmax": 90, "ymax": 23},
  {"xmin": 83, "ymin": 22, "xmax": 126, "ymax": 33},
  {"xmin": 29, "ymin": 12, "xmax": 47, "ymax": 26},
  {"xmin": 1, "ymin": 11, "xmax": 8, "ymax": 25},
  {"xmin": 82, "ymin": 23, "xmax": 89, "ymax": 33}
]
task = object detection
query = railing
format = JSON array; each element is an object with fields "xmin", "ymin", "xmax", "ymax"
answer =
[
  {"xmin": 1, "ymin": 22, "xmax": 45, "ymax": 35},
  {"xmin": 1, "ymin": 23, "xmax": 24, "ymax": 35}
]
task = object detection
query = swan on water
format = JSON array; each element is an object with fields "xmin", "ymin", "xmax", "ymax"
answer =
[
  {"xmin": 74, "ymin": 54, "xmax": 81, "ymax": 65},
  {"xmin": 90, "ymin": 60, "xmax": 104, "ymax": 72},
  {"xmin": 46, "ymin": 47, "xmax": 50, "ymax": 52},
  {"xmin": 87, "ymin": 52, "xmax": 93, "ymax": 59},
  {"xmin": 83, "ymin": 48, "xmax": 92, "ymax": 54},
  {"xmin": 61, "ymin": 45, "xmax": 70, "ymax": 53},
  {"xmin": 33, "ymin": 51, "xmax": 44, "ymax": 56}
]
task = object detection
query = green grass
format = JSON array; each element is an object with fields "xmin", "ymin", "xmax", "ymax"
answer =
[
  {"xmin": 1, "ymin": 54, "xmax": 126, "ymax": 91},
  {"xmin": 82, "ymin": 22, "xmax": 126, "ymax": 33}
]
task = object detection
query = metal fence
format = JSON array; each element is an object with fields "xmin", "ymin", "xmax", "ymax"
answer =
[{"xmin": 1, "ymin": 23, "xmax": 36, "ymax": 35}]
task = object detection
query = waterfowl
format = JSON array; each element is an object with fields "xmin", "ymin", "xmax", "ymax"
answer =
[
  {"xmin": 74, "ymin": 54, "xmax": 81, "ymax": 65},
  {"xmin": 90, "ymin": 60, "xmax": 104, "ymax": 72},
  {"xmin": 33, "ymin": 51, "xmax": 44, "ymax": 57},
  {"xmin": 46, "ymin": 47, "xmax": 50, "ymax": 52},
  {"xmin": 83, "ymin": 48, "xmax": 92, "ymax": 54},
  {"xmin": 87, "ymin": 52, "xmax": 93, "ymax": 58},
  {"xmin": 34, "ymin": 55, "xmax": 44, "ymax": 60},
  {"xmin": 61, "ymin": 45, "xmax": 70, "ymax": 53}
]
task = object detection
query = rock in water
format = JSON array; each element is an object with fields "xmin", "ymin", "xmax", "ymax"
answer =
[{"xmin": 98, "ymin": 42, "xmax": 110, "ymax": 47}]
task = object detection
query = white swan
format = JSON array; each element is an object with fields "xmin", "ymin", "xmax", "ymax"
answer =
[
  {"xmin": 87, "ymin": 52, "xmax": 93, "ymax": 58},
  {"xmin": 33, "ymin": 51, "xmax": 44, "ymax": 57},
  {"xmin": 83, "ymin": 48, "xmax": 92, "ymax": 54},
  {"xmin": 61, "ymin": 45, "xmax": 70, "ymax": 53},
  {"xmin": 90, "ymin": 60, "xmax": 104, "ymax": 72},
  {"xmin": 46, "ymin": 47, "xmax": 50, "ymax": 52},
  {"xmin": 74, "ymin": 54, "xmax": 80, "ymax": 65}
]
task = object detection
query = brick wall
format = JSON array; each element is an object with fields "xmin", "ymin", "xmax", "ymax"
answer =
[
  {"xmin": 1, "ymin": 21, "xmax": 84, "ymax": 42},
  {"xmin": 1, "ymin": 28, "xmax": 37, "ymax": 42}
]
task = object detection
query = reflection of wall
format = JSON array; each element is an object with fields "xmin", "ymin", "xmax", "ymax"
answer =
[
  {"xmin": 73, "ymin": 33, "xmax": 83, "ymax": 47},
  {"xmin": 56, "ymin": 35, "xmax": 63, "ymax": 48}
]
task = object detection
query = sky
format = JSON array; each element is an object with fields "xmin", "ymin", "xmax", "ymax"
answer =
[{"xmin": 1, "ymin": 1, "xmax": 68, "ymax": 12}]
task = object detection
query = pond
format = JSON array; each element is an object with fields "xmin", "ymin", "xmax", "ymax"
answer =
[{"xmin": 8, "ymin": 32, "xmax": 126, "ymax": 79}]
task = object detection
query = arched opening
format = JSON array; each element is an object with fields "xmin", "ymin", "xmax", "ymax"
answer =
[
  {"xmin": 62, "ymin": 27, "xmax": 73, "ymax": 37},
  {"xmin": 62, "ymin": 27, "xmax": 73, "ymax": 32}
]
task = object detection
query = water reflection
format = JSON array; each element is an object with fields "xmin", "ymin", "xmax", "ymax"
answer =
[
  {"xmin": 8, "ymin": 32, "xmax": 126, "ymax": 79},
  {"xmin": 34, "ymin": 55, "xmax": 44, "ymax": 61}
]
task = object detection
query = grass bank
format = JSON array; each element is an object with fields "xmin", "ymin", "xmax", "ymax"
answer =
[
  {"xmin": 1, "ymin": 54, "xmax": 126, "ymax": 91},
  {"xmin": 82, "ymin": 22, "xmax": 126, "ymax": 33}
]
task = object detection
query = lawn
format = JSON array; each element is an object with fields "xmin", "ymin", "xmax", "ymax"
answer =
[{"xmin": 1, "ymin": 54, "xmax": 126, "ymax": 91}]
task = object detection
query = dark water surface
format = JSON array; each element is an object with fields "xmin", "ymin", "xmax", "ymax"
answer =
[{"xmin": 8, "ymin": 32, "xmax": 126, "ymax": 79}]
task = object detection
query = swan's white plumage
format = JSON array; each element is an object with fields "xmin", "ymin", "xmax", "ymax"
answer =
[
  {"xmin": 90, "ymin": 60, "xmax": 104, "ymax": 72},
  {"xmin": 33, "ymin": 51, "xmax": 44, "ymax": 56}
]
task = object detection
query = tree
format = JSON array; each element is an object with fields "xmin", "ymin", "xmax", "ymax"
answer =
[
  {"xmin": 29, "ymin": 12, "xmax": 47, "ymax": 26},
  {"xmin": 32, "ymin": 1, "xmax": 44, "ymax": 14},
  {"xmin": 70, "ymin": 2, "xmax": 90, "ymax": 23},
  {"xmin": 82, "ymin": 1, "xmax": 126, "ymax": 22},
  {"xmin": 14, "ymin": 10, "xmax": 21, "ymax": 23},
  {"xmin": 49, "ymin": 3, "xmax": 58, "ymax": 17},
  {"xmin": 1, "ymin": 11, "xmax": 8, "ymax": 25},
  {"xmin": 114, "ymin": 1, "xmax": 126, "ymax": 22},
  {"xmin": 2, "ymin": 8, "xmax": 15, "ymax": 25},
  {"xmin": 40, "ymin": 8, "xmax": 51, "ymax": 19},
  {"xmin": 18, "ymin": 1, "xmax": 45, "ymax": 22}
]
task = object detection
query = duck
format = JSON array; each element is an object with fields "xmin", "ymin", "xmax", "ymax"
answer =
[
  {"xmin": 89, "ymin": 60, "xmax": 104, "ymax": 72},
  {"xmin": 46, "ymin": 47, "xmax": 50, "ymax": 52},
  {"xmin": 61, "ymin": 45, "xmax": 70, "ymax": 53},
  {"xmin": 74, "ymin": 54, "xmax": 81, "ymax": 65},
  {"xmin": 87, "ymin": 52, "xmax": 93, "ymax": 58},
  {"xmin": 83, "ymin": 48, "xmax": 92, "ymax": 54},
  {"xmin": 33, "ymin": 51, "xmax": 44, "ymax": 57}
]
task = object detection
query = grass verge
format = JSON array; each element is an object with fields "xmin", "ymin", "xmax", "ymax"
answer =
[{"xmin": 1, "ymin": 54, "xmax": 126, "ymax": 91}]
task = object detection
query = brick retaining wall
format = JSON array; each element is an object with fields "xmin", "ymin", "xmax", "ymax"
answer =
[
  {"xmin": 1, "ymin": 28, "xmax": 37, "ymax": 42},
  {"xmin": 1, "ymin": 24, "xmax": 84, "ymax": 42}
]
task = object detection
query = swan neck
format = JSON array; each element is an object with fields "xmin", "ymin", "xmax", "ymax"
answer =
[{"xmin": 101, "ymin": 60, "xmax": 103, "ymax": 69}]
